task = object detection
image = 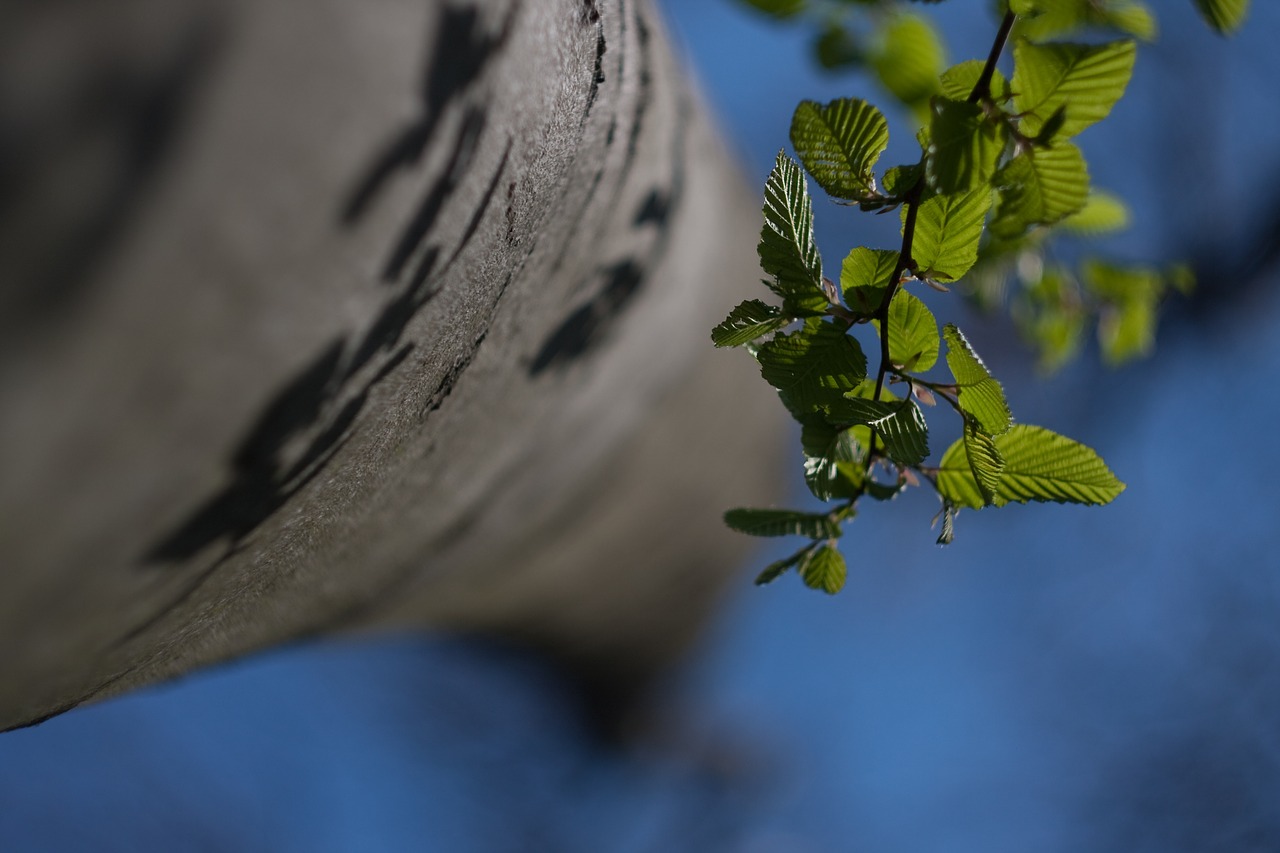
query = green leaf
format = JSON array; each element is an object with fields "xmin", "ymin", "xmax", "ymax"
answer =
[
  {"xmin": 937, "ymin": 424, "xmax": 1125, "ymax": 508},
  {"xmin": 1192, "ymin": 0, "xmax": 1249, "ymax": 34},
  {"xmin": 755, "ymin": 549, "xmax": 808, "ymax": 586},
  {"xmin": 790, "ymin": 98, "xmax": 890, "ymax": 201},
  {"xmin": 1010, "ymin": 267, "xmax": 1086, "ymax": 373},
  {"xmin": 882, "ymin": 163, "xmax": 923, "ymax": 196},
  {"xmin": 943, "ymin": 324, "xmax": 1012, "ymax": 435},
  {"xmin": 1013, "ymin": 0, "xmax": 1157, "ymax": 41},
  {"xmin": 800, "ymin": 544, "xmax": 847, "ymax": 594},
  {"xmin": 724, "ymin": 508, "xmax": 840, "ymax": 538},
  {"xmin": 713, "ymin": 300, "xmax": 788, "ymax": 347},
  {"xmin": 828, "ymin": 396, "xmax": 930, "ymax": 467},
  {"xmin": 872, "ymin": 14, "xmax": 945, "ymax": 107},
  {"xmin": 963, "ymin": 421, "xmax": 1005, "ymax": 505},
  {"xmin": 840, "ymin": 247, "xmax": 899, "ymax": 313},
  {"xmin": 937, "ymin": 440, "xmax": 989, "ymax": 510},
  {"xmin": 1061, "ymin": 190, "xmax": 1130, "ymax": 234},
  {"xmin": 801, "ymin": 418, "xmax": 864, "ymax": 501},
  {"xmin": 939, "ymin": 60, "xmax": 1010, "ymax": 102},
  {"xmin": 927, "ymin": 97, "xmax": 1005, "ymax": 193},
  {"xmin": 758, "ymin": 321, "xmax": 868, "ymax": 415},
  {"xmin": 1012, "ymin": 39, "xmax": 1136, "ymax": 139},
  {"xmin": 990, "ymin": 143, "xmax": 1089, "ymax": 238},
  {"xmin": 1081, "ymin": 259, "xmax": 1163, "ymax": 364},
  {"xmin": 875, "ymin": 289, "xmax": 940, "ymax": 372},
  {"xmin": 760, "ymin": 152, "xmax": 828, "ymax": 314},
  {"xmin": 909, "ymin": 187, "xmax": 992, "ymax": 281},
  {"xmin": 814, "ymin": 23, "xmax": 863, "ymax": 69},
  {"xmin": 740, "ymin": 0, "xmax": 806, "ymax": 18}
]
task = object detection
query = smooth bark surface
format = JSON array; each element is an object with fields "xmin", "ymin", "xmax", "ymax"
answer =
[{"xmin": 0, "ymin": 0, "xmax": 786, "ymax": 730}]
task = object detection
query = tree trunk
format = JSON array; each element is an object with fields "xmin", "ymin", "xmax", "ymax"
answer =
[{"xmin": 0, "ymin": 0, "xmax": 787, "ymax": 730}]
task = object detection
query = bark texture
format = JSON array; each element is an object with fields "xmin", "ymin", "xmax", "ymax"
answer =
[{"xmin": 0, "ymin": 0, "xmax": 787, "ymax": 729}]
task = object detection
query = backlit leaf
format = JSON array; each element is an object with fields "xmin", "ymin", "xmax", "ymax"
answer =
[
  {"xmin": 828, "ymin": 396, "xmax": 930, "ymax": 467},
  {"xmin": 963, "ymin": 421, "xmax": 1005, "ymax": 505},
  {"xmin": 841, "ymin": 247, "xmax": 899, "ymax": 313},
  {"xmin": 990, "ymin": 142, "xmax": 1089, "ymax": 238},
  {"xmin": 1192, "ymin": 0, "xmax": 1249, "ymax": 34},
  {"xmin": 909, "ymin": 187, "xmax": 992, "ymax": 281},
  {"xmin": 937, "ymin": 424, "xmax": 1125, "ymax": 507},
  {"xmin": 872, "ymin": 14, "xmax": 945, "ymax": 108},
  {"xmin": 791, "ymin": 99, "xmax": 890, "ymax": 201},
  {"xmin": 758, "ymin": 321, "xmax": 868, "ymax": 415},
  {"xmin": 760, "ymin": 151, "xmax": 827, "ymax": 314},
  {"xmin": 724, "ymin": 508, "xmax": 840, "ymax": 538},
  {"xmin": 1012, "ymin": 39, "xmax": 1136, "ymax": 139},
  {"xmin": 1061, "ymin": 190, "xmax": 1130, "ymax": 234},
  {"xmin": 939, "ymin": 60, "xmax": 1009, "ymax": 102},
  {"xmin": 801, "ymin": 418, "xmax": 864, "ymax": 501},
  {"xmin": 800, "ymin": 544, "xmax": 847, "ymax": 594},
  {"xmin": 928, "ymin": 97, "xmax": 1005, "ymax": 193},
  {"xmin": 943, "ymin": 324, "xmax": 1012, "ymax": 435},
  {"xmin": 875, "ymin": 289, "xmax": 940, "ymax": 372},
  {"xmin": 713, "ymin": 300, "xmax": 788, "ymax": 347},
  {"xmin": 1013, "ymin": 0, "xmax": 1156, "ymax": 41}
]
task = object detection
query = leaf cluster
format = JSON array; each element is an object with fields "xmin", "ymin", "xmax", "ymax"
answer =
[
  {"xmin": 733, "ymin": 0, "xmax": 1249, "ymax": 372},
  {"xmin": 716, "ymin": 0, "xmax": 1245, "ymax": 592}
]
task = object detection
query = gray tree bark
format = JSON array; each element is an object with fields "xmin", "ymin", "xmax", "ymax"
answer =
[{"xmin": 0, "ymin": 0, "xmax": 787, "ymax": 730}]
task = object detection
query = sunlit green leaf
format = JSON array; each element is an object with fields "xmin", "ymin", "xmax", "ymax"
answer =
[
  {"xmin": 801, "ymin": 418, "xmax": 864, "ymax": 501},
  {"xmin": 1010, "ymin": 267, "xmax": 1086, "ymax": 373},
  {"xmin": 874, "ymin": 289, "xmax": 940, "ymax": 372},
  {"xmin": 791, "ymin": 98, "xmax": 890, "ymax": 201},
  {"xmin": 1061, "ymin": 190, "xmax": 1130, "ymax": 234},
  {"xmin": 828, "ymin": 396, "xmax": 930, "ymax": 467},
  {"xmin": 712, "ymin": 300, "xmax": 788, "ymax": 348},
  {"xmin": 760, "ymin": 152, "xmax": 828, "ymax": 314},
  {"xmin": 758, "ymin": 321, "xmax": 868, "ymax": 414},
  {"xmin": 938, "ymin": 60, "xmax": 1009, "ymax": 102},
  {"xmin": 927, "ymin": 98, "xmax": 1005, "ymax": 193},
  {"xmin": 882, "ymin": 163, "xmax": 923, "ymax": 196},
  {"xmin": 943, "ymin": 324, "xmax": 1012, "ymax": 435},
  {"xmin": 963, "ymin": 421, "xmax": 1005, "ymax": 505},
  {"xmin": 1013, "ymin": 0, "xmax": 1156, "ymax": 41},
  {"xmin": 841, "ymin": 247, "xmax": 899, "ymax": 313},
  {"xmin": 872, "ymin": 14, "xmax": 945, "ymax": 107},
  {"xmin": 800, "ymin": 544, "xmax": 847, "ymax": 594},
  {"xmin": 990, "ymin": 143, "xmax": 1089, "ymax": 238},
  {"xmin": 909, "ymin": 187, "xmax": 992, "ymax": 281},
  {"xmin": 1012, "ymin": 39, "xmax": 1136, "ymax": 139},
  {"xmin": 1081, "ymin": 259, "xmax": 1163, "ymax": 364},
  {"xmin": 724, "ymin": 508, "xmax": 840, "ymax": 538},
  {"xmin": 1192, "ymin": 0, "xmax": 1250, "ymax": 34},
  {"xmin": 937, "ymin": 424, "xmax": 1125, "ymax": 507}
]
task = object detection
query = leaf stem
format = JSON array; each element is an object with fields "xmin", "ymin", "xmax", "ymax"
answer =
[
  {"xmin": 970, "ymin": 12, "xmax": 1017, "ymax": 105},
  {"xmin": 863, "ymin": 10, "xmax": 1016, "ymax": 473}
]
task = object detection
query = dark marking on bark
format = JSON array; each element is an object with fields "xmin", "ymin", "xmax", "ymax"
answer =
[
  {"xmin": 528, "ymin": 259, "xmax": 644, "ymax": 375},
  {"xmin": 340, "ymin": 3, "xmax": 518, "ymax": 225},
  {"xmin": 581, "ymin": 0, "xmax": 601, "ymax": 26},
  {"xmin": 529, "ymin": 61, "xmax": 692, "ymax": 376},
  {"xmin": 381, "ymin": 106, "xmax": 487, "ymax": 283},
  {"xmin": 621, "ymin": 10, "xmax": 653, "ymax": 182},
  {"xmin": 0, "ymin": 17, "xmax": 222, "ymax": 339}
]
